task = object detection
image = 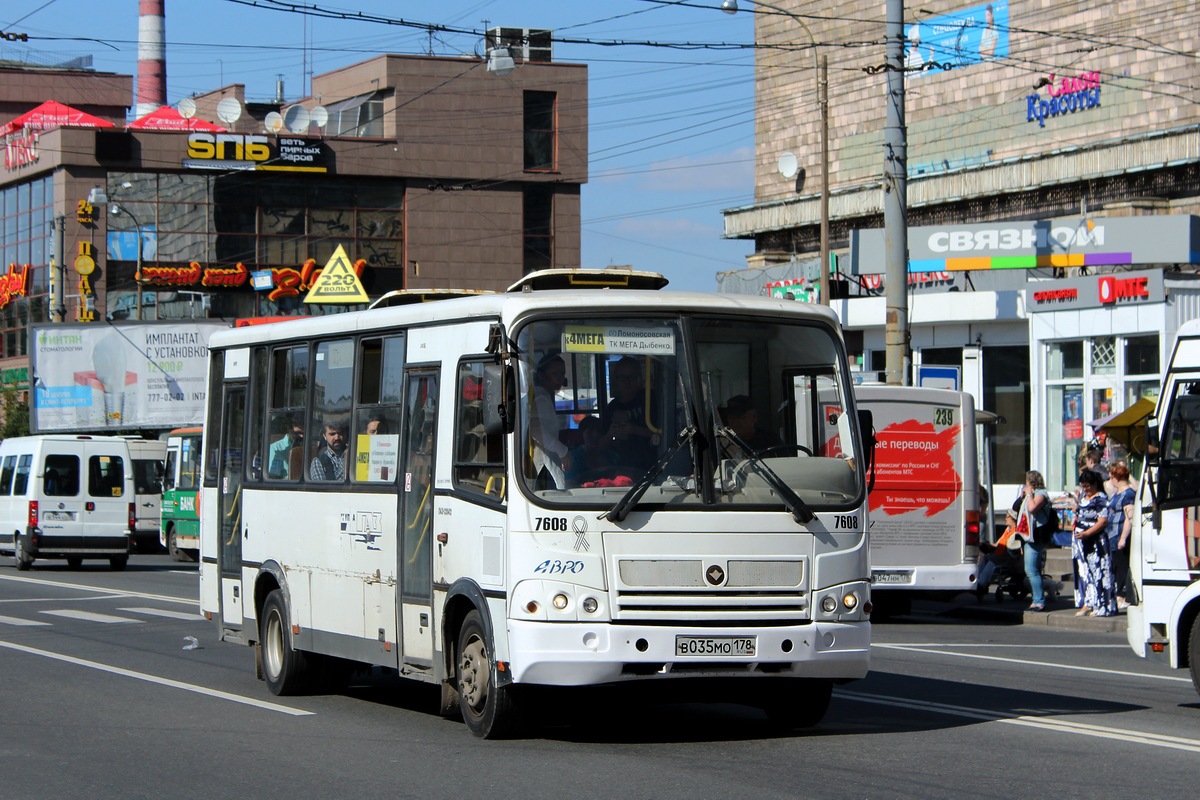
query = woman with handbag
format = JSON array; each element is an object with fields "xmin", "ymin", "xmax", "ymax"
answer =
[{"xmin": 1012, "ymin": 470, "xmax": 1053, "ymax": 611}]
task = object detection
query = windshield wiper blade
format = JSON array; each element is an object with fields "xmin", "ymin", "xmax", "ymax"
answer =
[
  {"xmin": 604, "ymin": 426, "xmax": 696, "ymax": 523},
  {"xmin": 721, "ymin": 427, "xmax": 815, "ymax": 524}
]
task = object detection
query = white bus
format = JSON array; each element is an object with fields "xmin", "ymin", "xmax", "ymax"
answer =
[
  {"xmin": 198, "ymin": 269, "xmax": 875, "ymax": 737},
  {"xmin": 849, "ymin": 386, "xmax": 983, "ymax": 615},
  {"xmin": 1127, "ymin": 319, "xmax": 1200, "ymax": 695}
]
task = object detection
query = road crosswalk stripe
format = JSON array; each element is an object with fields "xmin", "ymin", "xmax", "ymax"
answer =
[
  {"xmin": 0, "ymin": 614, "xmax": 51, "ymax": 626},
  {"xmin": 41, "ymin": 610, "xmax": 141, "ymax": 624},
  {"xmin": 119, "ymin": 607, "xmax": 205, "ymax": 621}
]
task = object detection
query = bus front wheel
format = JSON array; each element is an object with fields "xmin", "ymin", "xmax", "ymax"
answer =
[
  {"xmin": 261, "ymin": 589, "xmax": 311, "ymax": 695},
  {"xmin": 456, "ymin": 610, "xmax": 521, "ymax": 738},
  {"xmin": 1189, "ymin": 613, "xmax": 1200, "ymax": 698},
  {"xmin": 167, "ymin": 525, "xmax": 183, "ymax": 561}
]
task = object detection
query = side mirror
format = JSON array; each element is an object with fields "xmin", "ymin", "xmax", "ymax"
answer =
[
  {"xmin": 482, "ymin": 363, "xmax": 515, "ymax": 435},
  {"xmin": 858, "ymin": 408, "xmax": 877, "ymax": 493},
  {"xmin": 1144, "ymin": 419, "xmax": 1159, "ymax": 466}
]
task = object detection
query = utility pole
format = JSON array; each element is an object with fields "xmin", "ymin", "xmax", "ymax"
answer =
[
  {"xmin": 50, "ymin": 215, "xmax": 66, "ymax": 323},
  {"xmin": 883, "ymin": 0, "xmax": 910, "ymax": 385}
]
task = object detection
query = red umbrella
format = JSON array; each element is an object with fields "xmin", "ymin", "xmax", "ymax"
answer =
[
  {"xmin": 0, "ymin": 99, "xmax": 117, "ymax": 137},
  {"xmin": 127, "ymin": 105, "xmax": 226, "ymax": 132}
]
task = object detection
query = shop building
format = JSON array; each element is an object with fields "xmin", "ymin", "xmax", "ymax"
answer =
[
  {"xmin": 719, "ymin": 0, "xmax": 1200, "ymax": 497},
  {"xmin": 1, "ymin": 46, "xmax": 586, "ymax": 397}
]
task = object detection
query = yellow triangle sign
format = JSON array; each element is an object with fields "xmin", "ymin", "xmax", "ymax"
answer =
[{"xmin": 304, "ymin": 245, "xmax": 370, "ymax": 304}]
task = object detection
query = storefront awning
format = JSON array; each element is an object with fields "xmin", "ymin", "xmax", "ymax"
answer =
[
  {"xmin": 0, "ymin": 99, "xmax": 116, "ymax": 137},
  {"xmin": 1091, "ymin": 396, "xmax": 1156, "ymax": 452},
  {"xmin": 128, "ymin": 105, "xmax": 226, "ymax": 132}
]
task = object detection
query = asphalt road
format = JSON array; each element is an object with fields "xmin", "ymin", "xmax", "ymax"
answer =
[{"xmin": 0, "ymin": 556, "xmax": 1196, "ymax": 800}]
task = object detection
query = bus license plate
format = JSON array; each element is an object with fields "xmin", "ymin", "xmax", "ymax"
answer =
[
  {"xmin": 42, "ymin": 511, "xmax": 75, "ymax": 521},
  {"xmin": 872, "ymin": 570, "xmax": 913, "ymax": 585},
  {"xmin": 675, "ymin": 636, "xmax": 756, "ymax": 657}
]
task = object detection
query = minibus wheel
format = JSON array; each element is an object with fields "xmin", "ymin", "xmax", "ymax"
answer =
[
  {"xmin": 456, "ymin": 610, "xmax": 521, "ymax": 738},
  {"xmin": 260, "ymin": 589, "xmax": 311, "ymax": 695}
]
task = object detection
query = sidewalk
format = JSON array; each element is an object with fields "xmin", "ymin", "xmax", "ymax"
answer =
[{"xmin": 909, "ymin": 546, "xmax": 1126, "ymax": 633}]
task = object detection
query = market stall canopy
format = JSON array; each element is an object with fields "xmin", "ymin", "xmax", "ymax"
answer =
[
  {"xmin": 1090, "ymin": 396, "xmax": 1156, "ymax": 452},
  {"xmin": 128, "ymin": 105, "xmax": 226, "ymax": 132},
  {"xmin": 0, "ymin": 100, "xmax": 116, "ymax": 137}
]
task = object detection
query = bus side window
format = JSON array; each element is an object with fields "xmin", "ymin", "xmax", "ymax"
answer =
[
  {"xmin": 454, "ymin": 360, "xmax": 506, "ymax": 499},
  {"xmin": 12, "ymin": 455, "xmax": 31, "ymax": 495}
]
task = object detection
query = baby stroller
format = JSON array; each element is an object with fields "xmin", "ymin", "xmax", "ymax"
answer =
[{"xmin": 976, "ymin": 529, "xmax": 1061, "ymax": 604}]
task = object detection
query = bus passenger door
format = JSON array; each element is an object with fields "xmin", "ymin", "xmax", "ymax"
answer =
[
  {"xmin": 218, "ymin": 385, "xmax": 246, "ymax": 630},
  {"xmin": 398, "ymin": 370, "xmax": 438, "ymax": 666}
]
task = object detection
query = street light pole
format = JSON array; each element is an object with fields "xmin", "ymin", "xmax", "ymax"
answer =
[
  {"xmin": 723, "ymin": 0, "xmax": 830, "ymax": 306},
  {"xmin": 111, "ymin": 203, "xmax": 145, "ymax": 321}
]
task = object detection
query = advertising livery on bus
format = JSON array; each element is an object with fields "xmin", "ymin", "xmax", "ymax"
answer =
[{"xmin": 198, "ymin": 269, "xmax": 876, "ymax": 737}]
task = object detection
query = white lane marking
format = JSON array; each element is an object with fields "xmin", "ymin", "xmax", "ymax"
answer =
[
  {"xmin": 0, "ymin": 614, "xmax": 50, "ymax": 627},
  {"xmin": 0, "ymin": 573, "xmax": 196, "ymax": 607},
  {"xmin": 120, "ymin": 607, "xmax": 205, "ymax": 622},
  {"xmin": 875, "ymin": 642, "xmax": 1192, "ymax": 683},
  {"xmin": 838, "ymin": 689, "xmax": 1200, "ymax": 753},
  {"xmin": 0, "ymin": 639, "xmax": 313, "ymax": 716},
  {"xmin": 41, "ymin": 610, "xmax": 142, "ymax": 624},
  {"xmin": 881, "ymin": 642, "xmax": 1128, "ymax": 649}
]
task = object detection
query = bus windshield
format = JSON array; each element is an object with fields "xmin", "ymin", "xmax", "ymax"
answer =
[{"xmin": 515, "ymin": 314, "xmax": 863, "ymax": 511}]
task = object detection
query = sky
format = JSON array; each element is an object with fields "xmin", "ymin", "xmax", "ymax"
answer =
[{"xmin": 4, "ymin": 0, "xmax": 759, "ymax": 292}]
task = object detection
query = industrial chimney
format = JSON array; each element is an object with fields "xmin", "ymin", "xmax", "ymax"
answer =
[{"xmin": 136, "ymin": 0, "xmax": 167, "ymax": 118}]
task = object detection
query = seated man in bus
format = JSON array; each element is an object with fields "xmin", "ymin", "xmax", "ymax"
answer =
[
  {"xmin": 309, "ymin": 418, "xmax": 349, "ymax": 482},
  {"xmin": 718, "ymin": 395, "xmax": 781, "ymax": 460},
  {"xmin": 267, "ymin": 417, "xmax": 304, "ymax": 479},
  {"xmin": 601, "ymin": 357, "xmax": 659, "ymax": 471}
]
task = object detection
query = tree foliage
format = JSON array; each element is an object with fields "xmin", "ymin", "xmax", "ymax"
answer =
[{"xmin": 1, "ymin": 383, "xmax": 30, "ymax": 439}]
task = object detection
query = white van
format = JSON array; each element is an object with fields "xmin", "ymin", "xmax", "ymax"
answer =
[
  {"xmin": 0, "ymin": 435, "xmax": 135, "ymax": 571},
  {"xmin": 124, "ymin": 438, "xmax": 167, "ymax": 552}
]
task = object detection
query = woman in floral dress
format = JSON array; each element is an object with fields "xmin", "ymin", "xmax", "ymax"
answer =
[{"xmin": 1072, "ymin": 468, "xmax": 1118, "ymax": 616}]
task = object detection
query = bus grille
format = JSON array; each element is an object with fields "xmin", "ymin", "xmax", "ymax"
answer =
[{"xmin": 614, "ymin": 558, "xmax": 807, "ymax": 621}]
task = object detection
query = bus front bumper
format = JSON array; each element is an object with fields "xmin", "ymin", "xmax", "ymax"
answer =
[{"xmin": 505, "ymin": 618, "xmax": 870, "ymax": 686}]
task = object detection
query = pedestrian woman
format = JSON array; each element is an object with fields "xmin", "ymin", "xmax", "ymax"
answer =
[
  {"xmin": 1017, "ymin": 470, "xmax": 1053, "ymax": 611},
  {"xmin": 1072, "ymin": 469, "xmax": 1118, "ymax": 616},
  {"xmin": 1105, "ymin": 461, "xmax": 1136, "ymax": 608}
]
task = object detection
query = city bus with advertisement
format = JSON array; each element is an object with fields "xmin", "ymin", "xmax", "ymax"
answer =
[
  {"xmin": 1127, "ymin": 319, "xmax": 1200, "ymax": 695},
  {"xmin": 837, "ymin": 386, "xmax": 984, "ymax": 616},
  {"xmin": 198, "ymin": 269, "xmax": 876, "ymax": 738},
  {"xmin": 161, "ymin": 427, "xmax": 202, "ymax": 561}
]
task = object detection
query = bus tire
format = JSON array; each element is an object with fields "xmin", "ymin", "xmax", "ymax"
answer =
[
  {"xmin": 763, "ymin": 679, "xmax": 833, "ymax": 730},
  {"xmin": 109, "ymin": 555, "xmax": 128, "ymax": 571},
  {"xmin": 456, "ymin": 610, "xmax": 521, "ymax": 738},
  {"xmin": 13, "ymin": 533, "xmax": 31, "ymax": 571},
  {"xmin": 260, "ymin": 589, "xmax": 311, "ymax": 695},
  {"xmin": 167, "ymin": 526, "xmax": 184, "ymax": 561},
  {"xmin": 1189, "ymin": 613, "xmax": 1200, "ymax": 697}
]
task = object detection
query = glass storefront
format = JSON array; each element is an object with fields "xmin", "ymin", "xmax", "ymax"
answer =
[{"xmin": 1043, "ymin": 334, "xmax": 1160, "ymax": 491}]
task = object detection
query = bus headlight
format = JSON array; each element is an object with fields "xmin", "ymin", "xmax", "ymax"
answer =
[
  {"xmin": 821, "ymin": 595, "xmax": 838, "ymax": 613},
  {"xmin": 581, "ymin": 596, "xmax": 598, "ymax": 614},
  {"xmin": 552, "ymin": 593, "xmax": 569, "ymax": 610},
  {"xmin": 842, "ymin": 593, "xmax": 858, "ymax": 611}
]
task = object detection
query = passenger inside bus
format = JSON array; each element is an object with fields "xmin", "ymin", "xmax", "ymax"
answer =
[
  {"xmin": 601, "ymin": 357, "xmax": 659, "ymax": 471},
  {"xmin": 309, "ymin": 418, "xmax": 349, "ymax": 482},
  {"xmin": 718, "ymin": 394, "xmax": 782, "ymax": 460},
  {"xmin": 528, "ymin": 351, "xmax": 571, "ymax": 489},
  {"xmin": 267, "ymin": 416, "xmax": 304, "ymax": 479}
]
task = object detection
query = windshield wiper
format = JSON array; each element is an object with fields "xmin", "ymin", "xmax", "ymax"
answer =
[
  {"xmin": 604, "ymin": 426, "xmax": 696, "ymax": 523},
  {"xmin": 720, "ymin": 426, "xmax": 815, "ymax": 524}
]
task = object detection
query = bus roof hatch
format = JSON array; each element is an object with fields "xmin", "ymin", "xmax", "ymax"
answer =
[{"xmin": 506, "ymin": 268, "xmax": 669, "ymax": 293}]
